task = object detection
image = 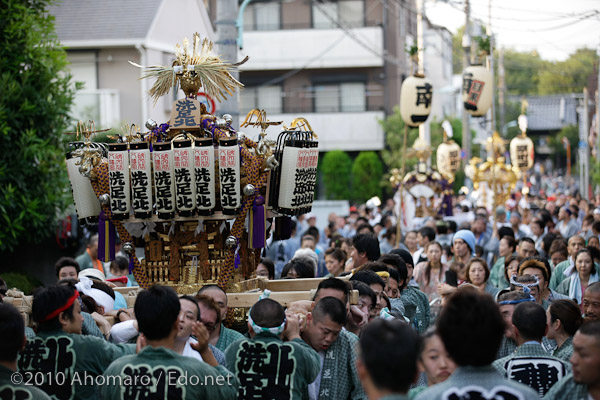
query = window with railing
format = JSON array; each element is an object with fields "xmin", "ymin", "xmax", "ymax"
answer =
[
  {"xmin": 243, "ymin": 2, "xmax": 281, "ymax": 31},
  {"xmin": 314, "ymin": 82, "xmax": 366, "ymax": 112},
  {"xmin": 312, "ymin": 0, "xmax": 364, "ymax": 29},
  {"xmin": 240, "ymin": 85, "xmax": 283, "ymax": 114}
]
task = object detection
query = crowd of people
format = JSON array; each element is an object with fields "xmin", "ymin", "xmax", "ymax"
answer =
[{"xmin": 1, "ymin": 192, "xmax": 600, "ymax": 399}]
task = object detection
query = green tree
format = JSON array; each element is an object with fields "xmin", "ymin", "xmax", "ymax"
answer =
[
  {"xmin": 538, "ymin": 48, "xmax": 598, "ymax": 95},
  {"xmin": 0, "ymin": 0, "xmax": 74, "ymax": 251},
  {"xmin": 548, "ymin": 124, "xmax": 578, "ymax": 161},
  {"xmin": 452, "ymin": 26, "xmax": 465, "ymax": 74},
  {"xmin": 351, "ymin": 152, "xmax": 383, "ymax": 203},
  {"xmin": 320, "ymin": 150, "xmax": 352, "ymax": 200},
  {"xmin": 500, "ymin": 49, "xmax": 548, "ymax": 96}
]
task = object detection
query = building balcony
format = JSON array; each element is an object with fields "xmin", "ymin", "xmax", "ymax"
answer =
[
  {"xmin": 240, "ymin": 26, "xmax": 384, "ymax": 71},
  {"xmin": 259, "ymin": 111, "xmax": 386, "ymax": 152}
]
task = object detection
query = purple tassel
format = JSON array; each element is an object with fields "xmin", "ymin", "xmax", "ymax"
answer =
[
  {"xmin": 251, "ymin": 195, "xmax": 266, "ymax": 249},
  {"xmin": 98, "ymin": 210, "xmax": 115, "ymax": 262},
  {"xmin": 128, "ymin": 256, "xmax": 134, "ymax": 274},
  {"xmin": 234, "ymin": 250, "xmax": 241, "ymax": 269}
]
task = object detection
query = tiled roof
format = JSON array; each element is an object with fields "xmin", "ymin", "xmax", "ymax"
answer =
[
  {"xmin": 518, "ymin": 94, "xmax": 579, "ymax": 131},
  {"xmin": 49, "ymin": 0, "xmax": 163, "ymax": 42}
]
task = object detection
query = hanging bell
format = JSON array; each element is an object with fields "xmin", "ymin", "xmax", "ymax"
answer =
[
  {"xmin": 243, "ymin": 184, "xmax": 256, "ymax": 196},
  {"xmin": 99, "ymin": 193, "xmax": 111, "ymax": 206},
  {"xmin": 145, "ymin": 119, "xmax": 158, "ymax": 131},
  {"xmin": 122, "ymin": 242, "xmax": 135, "ymax": 255},
  {"xmin": 225, "ymin": 236, "xmax": 237, "ymax": 249}
]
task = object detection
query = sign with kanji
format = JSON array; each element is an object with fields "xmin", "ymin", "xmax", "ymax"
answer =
[
  {"xmin": 153, "ymin": 143, "xmax": 176, "ymax": 218},
  {"xmin": 169, "ymin": 98, "xmax": 201, "ymax": 130},
  {"xmin": 194, "ymin": 138, "xmax": 216, "ymax": 214},
  {"xmin": 130, "ymin": 142, "xmax": 153, "ymax": 219},
  {"xmin": 173, "ymin": 140, "xmax": 196, "ymax": 216},
  {"xmin": 218, "ymin": 138, "xmax": 240, "ymax": 215},
  {"xmin": 108, "ymin": 143, "xmax": 131, "ymax": 220}
]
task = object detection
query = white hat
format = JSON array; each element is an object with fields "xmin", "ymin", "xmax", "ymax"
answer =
[{"xmin": 78, "ymin": 268, "xmax": 106, "ymax": 282}]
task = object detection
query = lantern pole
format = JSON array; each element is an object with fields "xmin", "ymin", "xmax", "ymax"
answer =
[
  {"xmin": 396, "ymin": 124, "xmax": 409, "ymax": 247},
  {"xmin": 416, "ymin": 0, "xmax": 431, "ymax": 162}
]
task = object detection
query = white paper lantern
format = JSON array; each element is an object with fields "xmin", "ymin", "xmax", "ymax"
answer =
[
  {"xmin": 278, "ymin": 142, "xmax": 319, "ymax": 214},
  {"xmin": 129, "ymin": 142, "xmax": 153, "ymax": 219},
  {"xmin": 153, "ymin": 142, "xmax": 176, "ymax": 219},
  {"xmin": 218, "ymin": 137, "xmax": 241, "ymax": 215},
  {"xmin": 437, "ymin": 141, "xmax": 462, "ymax": 179},
  {"xmin": 173, "ymin": 139, "xmax": 196, "ymax": 217},
  {"xmin": 194, "ymin": 138, "xmax": 216, "ymax": 215},
  {"xmin": 400, "ymin": 74, "xmax": 433, "ymax": 127},
  {"xmin": 510, "ymin": 135, "xmax": 535, "ymax": 172},
  {"xmin": 462, "ymin": 65, "xmax": 493, "ymax": 116},
  {"xmin": 66, "ymin": 152, "xmax": 101, "ymax": 222},
  {"xmin": 108, "ymin": 143, "xmax": 131, "ymax": 220}
]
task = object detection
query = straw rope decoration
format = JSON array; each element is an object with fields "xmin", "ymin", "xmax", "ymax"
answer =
[{"xmin": 91, "ymin": 161, "xmax": 150, "ymax": 288}]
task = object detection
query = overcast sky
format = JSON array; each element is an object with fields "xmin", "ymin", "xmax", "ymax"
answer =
[{"xmin": 425, "ymin": 0, "xmax": 600, "ymax": 61}]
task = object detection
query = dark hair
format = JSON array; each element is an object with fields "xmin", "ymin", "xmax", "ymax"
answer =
[
  {"xmin": 352, "ymin": 233, "xmax": 381, "ymax": 262},
  {"xmin": 360, "ymin": 319, "xmax": 421, "ymax": 393},
  {"xmin": 512, "ymin": 302, "xmax": 547, "ymax": 341},
  {"xmin": 249, "ymin": 298, "xmax": 285, "ymax": 328},
  {"xmin": 329, "ymin": 232, "xmax": 344, "ymax": 248},
  {"xmin": 325, "ymin": 247, "xmax": 347, "ymax": 264},
  {"xmin": 301, "ymin": 234, "xmax": 316, "ymax": 244},
  {"xmin": 575, "ymin": 248, "xmax": 597, "ymax": 275},
  {"xmin": 0, "ymin": 303, "xmax": 25, "ymax": 362},
  {"xmin": 504, "ymin": 255, "xmax": 524, "ymax": 282},
  {"xmin": 379, "ymin": 254, "xmax": 408, "ymax": 288},
  {"xmin": 312, "ymin": 296, "xmax": 347, "ymax": 325},
  {"xmin": 498, "ymin": 226, "xmax": 515, "ymax": 239},
  {"xmin": 306, "ymin": 226, "xmax": 320, "ymax": 240},
  {"xmin": 180, "ymin": 295, "xmax": 200, "ymax": 321},
  {"xmin": 501, "ymin": 235, "xmax": 517, "ymax": 252},
  {"xmin": 90, "ymin": 280, "xmax": 116, "ymax": 300},
  {"xmin": 359, "ymin": 261, "xmax": 389, "ymax": 274},
  {"xmin": 258, "ymin": 258, "xmax": 275, "ymax": 280},
  {"xmin": 387, "ymin": 267, "xmax": 400, "ymax": 283},
  {"xmin": 109, "ymin": 256, "xmax": 129, "ymax": 274},
  {"xmin": 549, "ymin": 239, "xmax": 568, "ymax": 258},
  {"xmin": 32, "ymin": 285, "xmax": 78, "ymax": 332},
  {"xmin": 357, "ymin": 223, "xmax": 374, "ymax": 234},
  {"xmin": 315, "ymin": 278, "xmax": 350, "ymax": 304},
  {"xmin": 352, "ymin": 281, "xmax": 376, "ymax": 308},
  {"xmin": 465, "ymin": 257, "xmax": 490, "ymax": 284},
  {"xmin": 135, "ymin": 285, "xmax": 180, "ymax": 340},
  {"xmin": 437, "ymin": 287, "xmax": 505, "ymax": 366},
  {"xmin": 350, "ymin": 270, "xmax": 385, "ymax": 289},
  {"xmin": 518, "ymin": 237, "xmax": 535, "ymax": 247},
  {"xmin": 592, "ymin": 220, "xmax": 600, "ymax": 233},
  {"xmin": 423, "ymin": 242, "xmax": 443, "ymax": 286},
  {"xmin": 542, "ymin": 233, "xmax": 558, "ymax": 255},
  {"xmin": 281, "ymin": 258, "xmax": 315, "ymax": 278},
  {"xmin": 416, "ymin": 227, "xmax": 434, "ymax": 242},
  {"xmin": 54, "ymin": 257, "xmax": 80, "ymax": 277},
  {"xmin": 549, "ymin": 299, "xmax": 583, "ymax": 336},
  {"xmin": 531, "ymin": 219, "xmax": 545, "ymax": 231},
  {"xmin": 0, "ymin": 277, "xmax": 6, "ymax": 297},
  {"xmin": 390, "ymin": 248, "xmax": 414, "ymax": 268}
]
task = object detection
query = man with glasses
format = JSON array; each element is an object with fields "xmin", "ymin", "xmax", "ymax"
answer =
[{"xmin": 197, "ymin": 285, "xmax": 244, "ymax": 352}]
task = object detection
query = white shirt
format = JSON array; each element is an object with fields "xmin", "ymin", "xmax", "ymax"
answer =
[
  {"xmin": 182, "ymin": 337, "xmax": 204, "ymax": 361},
  {"xmin": 307, "ymin": 351, "xmax": 326, "ymax": 400}
]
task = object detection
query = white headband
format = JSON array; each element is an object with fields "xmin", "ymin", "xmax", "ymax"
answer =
[{"xmin": 76, "ymin": 276, "xmax": 115, "ymax": 312}]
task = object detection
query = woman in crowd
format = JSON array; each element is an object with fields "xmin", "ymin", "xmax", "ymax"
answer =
[
  {"xmin": 465, "ymin": 257, "xmax": 499, "ymax": 297},
  {"xmin": 414, "ymin": 242, "xmax": 448, "ymax": 301},
  {"xmin": 404, "ymin": 231, "xmax": 419, "ymax": 261},
  {"xmin": 324, "ymin": 247, "xmax": 347, "ymax": 277},
  {"xmin": 255, "ymin": 258, "xmax": 275, "ymax": 280},
  {"xmin": 503, "ymin": 255, "xmax": 523, "ymax": 288},
  {"xmin": 546, "ymin": 299, "xmax": 584, "ymax": 362},
  {"xmin": 281, "ymin": 258, "xmax": 315, "ymax": 279},
  {"xmin": 556, "ymin": 248, "xmax": 600, "ymax": 311},
  {"xmin": 409, "ymin": 327, "xmax": 456, "ymax": 399},
  {"xmin": 489, "ymin": 235, "xmax": 517, "ymax": 289}
]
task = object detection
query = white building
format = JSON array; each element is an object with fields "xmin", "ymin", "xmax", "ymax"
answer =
[
  {"xmin": 50, "ymin": 0, "xmax": 214, "ymax": 129},
  {"xmin": 207, "ymin": 0, "xmax": 417, "ymax": 152}
]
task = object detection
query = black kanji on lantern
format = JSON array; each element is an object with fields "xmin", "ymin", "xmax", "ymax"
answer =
[{"xmin": 416, "ymin": 83, "xmax": 433, "ymax": 108}]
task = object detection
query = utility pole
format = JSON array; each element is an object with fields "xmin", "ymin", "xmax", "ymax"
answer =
[
  {"xmin": 579, "ymin": 87, "xmax": 590, "ymax": 200},
  {"xmin": 462, "ymin": 0, "xmax": 472, "ymax": 163},
  {"xmin": 487, "ymin": 0, "xmax": 495, "ymax": 133},
  {"xmin": 498, "ymin": 47, "xmax": 506, "ymax": 135},
  {"xmin": 216, "ymin": 0, "xmax": 240, "ymax": 126},
  {"xmin": 416, "ymin": 0, "xmax": 431, "ymax": 158}
]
